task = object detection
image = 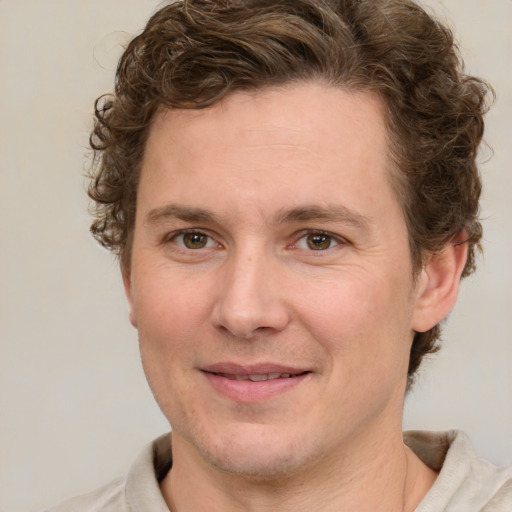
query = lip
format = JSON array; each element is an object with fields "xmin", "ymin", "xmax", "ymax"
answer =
[
  {"xmin": 200, "ymin": 362, "xmax": 311, "ymax": 403},
  {"xmin": 202, "ymin": 362, "xmax": 309, "ymax": 375}
]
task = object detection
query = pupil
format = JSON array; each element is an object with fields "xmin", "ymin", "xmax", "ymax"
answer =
[
  {"xmin": 184, "ymin": 233, "xmax": 207, "ymax": 248},
  {"xmin": 307, "ymin": 234, "xmax": 331, "ymax": 250}
]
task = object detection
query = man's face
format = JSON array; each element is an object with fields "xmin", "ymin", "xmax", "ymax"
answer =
[{"xmin": 125, "ymin": 83, "xmax": 426, "ymax": 478}]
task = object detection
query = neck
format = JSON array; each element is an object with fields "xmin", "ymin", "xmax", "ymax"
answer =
[{"xmin": 160, "ymin": 428, "xmax": 437, "ymax": 512}]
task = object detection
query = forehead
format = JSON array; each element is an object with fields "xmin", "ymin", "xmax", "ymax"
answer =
[
  {"xmin": 139, "ymin": 83, "xmax": 397, "ymax": 224},
  {"xmin": 149, "ymin": 83, "xmax": 388, "ymax": 151}
]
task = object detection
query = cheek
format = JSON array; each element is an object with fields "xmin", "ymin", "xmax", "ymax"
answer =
[
  {"xmin": 134, "ymin": 272, "xmax": 212, "ymax": 361},
  {"xmin": 293, "ymin": 270, "xmax": 413, "ymax": 371},
  {"xmin": 134, "ymin": 277, "xmax": 208, "ymax": 417},
  {"xmin": 293, "ymin": 271, "xmax": 387, "ymax": 332}
]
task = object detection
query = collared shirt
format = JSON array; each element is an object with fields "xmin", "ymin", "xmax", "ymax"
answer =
[{"xmin": 44, "ymin": 430, "xmax": 512, "ymax": 511}]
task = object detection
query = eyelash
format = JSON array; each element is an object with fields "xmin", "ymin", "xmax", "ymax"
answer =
[
  {"xmin": 165, "ymin": 229, "xmax": 221, "ymax": 251},
  {"xmin": 163, "ymin": 229, "xmax": 347, "ymax": 253},
  {"xmin": 291, "ymin": 230, "xmax": 345, "ymax": 252}
]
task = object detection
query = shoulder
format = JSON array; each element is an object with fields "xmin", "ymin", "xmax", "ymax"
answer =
[
  {"xmin": 41, "ymin": 433, "xmax": 173, "ymax": 512},
  {"xmin": 405, "ymin": 430, "xmax": 512, "ymax": 511},
  {"xmin": 41, "ymin": 477, "xmax": 127, "ymax": 512}
]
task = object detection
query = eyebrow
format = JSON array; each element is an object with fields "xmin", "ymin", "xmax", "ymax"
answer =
[
  {"xmin": 272, "ymin": 205, "xmax": 370, "ymax": 229},
  {"xmin": 144, "ymin": 203, "xmax": 370, "ymax": 230},
  {"xmin": 145, "ymin": 204, "xmax": 218, "ymax": 225}
]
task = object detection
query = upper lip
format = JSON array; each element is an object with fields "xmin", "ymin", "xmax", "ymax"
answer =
[{"xmin": 201, "ymin": 362, "xmax": 310, "ymax": 376}]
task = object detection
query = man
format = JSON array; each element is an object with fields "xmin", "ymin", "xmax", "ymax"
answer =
[{"xmin": 47, "ymin": 0, "xmax": 511, "ymax": 510}]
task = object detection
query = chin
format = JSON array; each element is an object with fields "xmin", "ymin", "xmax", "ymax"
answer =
[
  {"xmin": 208, "ymin": 447, "xmax": 309, "ymax": 481},
  {"xmin": 183, "ymin": 423, "xmax": 315, "ymax": 481}
]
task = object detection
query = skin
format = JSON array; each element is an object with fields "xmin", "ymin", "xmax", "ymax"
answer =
[{"xmin": 123, "ymin": 82, "xmax": 467, "ymax": 511}]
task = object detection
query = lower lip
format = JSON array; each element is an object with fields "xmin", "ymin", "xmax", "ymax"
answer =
[{"xmin": 202, "ymin": 372, "xmax": 309, "ymax": 403}]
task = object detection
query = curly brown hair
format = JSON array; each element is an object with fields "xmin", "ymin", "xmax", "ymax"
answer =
[{"xmin": 89, "ymin": 0, "xmax": 492, "ymax": 383}]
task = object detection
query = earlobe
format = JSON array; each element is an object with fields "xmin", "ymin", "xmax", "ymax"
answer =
[
  {"xmin": 412, "ymin": 235, "xmax": 469, "ymax": 333},
  {"xmin": 122, "ymin": 267, "xmax": 138, "ymax": 328}
]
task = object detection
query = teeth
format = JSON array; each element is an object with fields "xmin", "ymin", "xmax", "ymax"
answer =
[
  {"xmin": 249, "ymin": 374, "xmax": 269, "ymax": 382},
  {"xmin": 219, "ymin": 372, "xmax": 296, "ymax": 381}
]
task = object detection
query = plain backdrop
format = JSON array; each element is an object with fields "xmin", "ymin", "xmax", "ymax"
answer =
[{"xmin": 0, "ymin": 1, "xmax": 511, "ymax": 511}]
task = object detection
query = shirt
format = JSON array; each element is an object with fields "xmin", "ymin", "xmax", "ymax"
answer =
[{"xmin": 44, "ymin": 430, "xmax": 512, "ymax": 511}]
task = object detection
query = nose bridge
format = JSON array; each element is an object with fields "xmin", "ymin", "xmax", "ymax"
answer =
[{"xmin": 212, "ymin": 242, "xmax": 289, "ymax": 339}]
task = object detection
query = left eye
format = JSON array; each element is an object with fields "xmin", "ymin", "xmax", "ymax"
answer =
[
  {"xmin": 295, "ymin": 232, "xmax": 341, "ymax": 251},
  {"xmin": 173, "ymin": 232, "xmax": 217, "ymax": 250}
]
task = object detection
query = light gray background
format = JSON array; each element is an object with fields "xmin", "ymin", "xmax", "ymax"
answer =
[{"xmin": 0, "ymin": 1, "xmax": 510, "ymax": 511}]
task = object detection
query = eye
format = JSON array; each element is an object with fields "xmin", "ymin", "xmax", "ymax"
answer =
[
  {"xmin": 173, "ymin": 231, "xmax": 217, "ymax": 250},
  {"xmin": 295, "ymin": 232, "xmax": 341, "ymax": 251}
]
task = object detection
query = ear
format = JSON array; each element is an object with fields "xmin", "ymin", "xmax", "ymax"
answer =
[
  {"xmin": 412, "ymin": 235, "xmax": 468, "ymax": 333},
  {"xmin": 122, "ymin": 265, "xmax": 138, "ymax": 328}
]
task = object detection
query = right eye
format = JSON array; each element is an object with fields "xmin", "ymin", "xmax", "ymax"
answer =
[{"xmin": 173, "ymin": 231, "xmax": 217, "ymax": 250}]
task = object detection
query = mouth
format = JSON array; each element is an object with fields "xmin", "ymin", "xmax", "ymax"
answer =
[
  {"xmin": 211, "ymin": 371, "xmax": 309, "ymax": 382},
  {"xmin": 200, "ymin": 364, "xmax": 311, "ymax": 402}
]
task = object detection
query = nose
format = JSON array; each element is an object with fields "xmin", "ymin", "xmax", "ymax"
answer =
[{"xmin": 211, "ymin": 251, "xmax": 291, "ymax": 339}]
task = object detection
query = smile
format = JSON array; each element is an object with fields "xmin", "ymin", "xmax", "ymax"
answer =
[
  {"xmin": 201, "ymin": 365, "xmax": 311, "ymax": 402},
  {"xmin": 213, "ymin": 372, "xmax": 306, "ymax": 382}
]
